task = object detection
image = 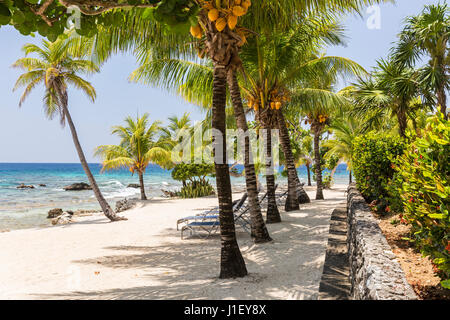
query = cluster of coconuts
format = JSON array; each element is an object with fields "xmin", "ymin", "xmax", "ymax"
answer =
[
  {"xmin": 190, "ymin": 0, "xmax": 251, "ymax": 44},
  {"xmin": 304, "ymin": 114, "xmax": 328, "ymax": 125},
  {"xmin": 247, "ymin": 90, "xmax": 290, "ymax": 112}
]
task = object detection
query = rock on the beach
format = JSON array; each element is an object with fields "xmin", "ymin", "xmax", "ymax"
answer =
[
  {"xmin": 17, "ymin": 184, "xmax": 34, "ymax": 189},
  {"xmin": 38, "ymin": 184, "xmax": 46, "ymax": 187},
  {"xmin": 47, "ymin": 208, "xmax": 63, "ymax": 219},
  {"xmin": 51, "ymin": 213, "xmax": 72, "ymax": 225},
  {"xmin": 63, "ymin": 182, "xmax": 92, "ymax": 191},
  {"xmin": 127, "ymin": 184, "xmax": 140, "ymax": 188},
  {"xmin": 161, "ymin": 189, "xmax": 177, "ymax": 198},
  {"xmin": 115, "ymin": 198, "xmax": 138, "ymax": 213}
]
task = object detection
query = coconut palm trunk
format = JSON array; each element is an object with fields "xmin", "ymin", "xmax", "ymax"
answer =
[
  {"xmin": 278, "ymin": 111, "xmax": 300, "ymax": 211},
  {"xmin": 277, "ymin": 111, "xmax": 311, "ymax": 210},
  {"xmin": 294, "ymin": 167, "xmax": 311, "ymax": 204},
  {"xmin": 138, "ymin": 171, "xmax": 147, "ymax": 200},
  {"xmin": 60, "ymin": 90, "xmax": 125, "ymax": 221},
  {"xmin": 227, "ymin": 70, "xmax": 273, "ymax": 241},
  {"xmin": 313, "ymin": 127, "xmax": 324, "ymax": 200},
  {"xmin": 212, "ymin": 65, "xmax": 247, "ymax": 279},
  {"xmin": 263, "ymin": 127, "xmax": 281, "ymax": 224},
  {"xmin": 397, "ymin": 108, "xmax": 408, "ymax": 138},
  {"xmin": 306, "ymin": 163, "xmax": 312, "ymax": 186},
  {"xmin": 437, "ymin": 85, "xmax": 447, "ymax": 119}
]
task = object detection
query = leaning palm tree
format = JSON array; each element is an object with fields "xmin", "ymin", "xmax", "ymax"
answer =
[
  {"xmin": 13, "ymin": 39, "xmax": 125, "ymax": 222},
  {"xmin": 393, "ymin": 3, "xmax": 449, "ymax": 118},
  {"xmin": 95, "ymin": 114, "xmax": 172, "ymax": 200}
]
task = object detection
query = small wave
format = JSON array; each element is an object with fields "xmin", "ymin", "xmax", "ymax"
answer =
[
  {"xmin": 103, "ymin": 188, "xmax": 140, "ymax": 200},
  {"xmin": 102, "ymin": 180, "xmax": 125, "ymax": 187}
]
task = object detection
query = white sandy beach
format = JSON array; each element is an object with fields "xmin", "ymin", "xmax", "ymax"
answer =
[{"xmin": 0, "ymin": 185, "xmax": 347, "ymax": 300}]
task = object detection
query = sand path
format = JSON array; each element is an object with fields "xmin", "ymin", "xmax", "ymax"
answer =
[{"xmin": 0, "ymin": 185, "xmax": 347, "ymax": 300}]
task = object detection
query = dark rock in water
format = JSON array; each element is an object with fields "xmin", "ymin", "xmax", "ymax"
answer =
[
  {"xmin": 73, "ymin": 209, "xmax": 99, "ymax": 216},
  {"xmin": 47, "ymin": 208, "xmax": 63, "ymax": 219},
  {"xmin": 63, "ymin": 182, "xmax": 92, "ymax": 191},
  {"xmin": 52, "ymin": 213, "xmax": 72, "ymax": 225},
  {"xmin": 127, "ymin": 184, "xmax": 140, "ymax": 188},
  {"xmin": 17, "ymin": 184, "xmax": 34, "ymax": 189},
  {"xmin": 38, "ymin": 184, "xmax": 47, "ymax": 187},
  {"xmin": 115, "ymin": 198, "xmax": 138, "ymax": 213},
  {"xmin": 66, "ymin": 210, "xmax": 74, "ymax": 215}
]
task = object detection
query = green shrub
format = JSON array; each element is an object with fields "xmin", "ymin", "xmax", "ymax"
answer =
[
  {"xmin": 392, "ymin": 115, "xmax": 449, "ymax": 285},
  {"xmin": 352, "ymin": 132, "xmax": 406, "ymax": 212},
  {"xmin": 171, "ymin": 163, "xmax": 215, "ymax": 198},
  {"xmin": 177, "ymin": 180, "xmax": 215, "ymax": 198},
  {"xmin": 323, "ymin": 172, "xmax": 333, "ymax": 189},
  {"xmin": 171, "ymin": 163, "xmax": 215, "ymax": 184}
]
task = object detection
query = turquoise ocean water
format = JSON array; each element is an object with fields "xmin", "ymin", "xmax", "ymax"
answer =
[{"xmin": 0, "ymin": 163, "xmax": 350, "ymax": 230}]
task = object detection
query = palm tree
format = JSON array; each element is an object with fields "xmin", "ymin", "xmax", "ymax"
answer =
[
  {"xmin": 288, "ymin": 52, "xmax": 364, "ymax": 200},
  {"xmin": 284, "ymin": 123, "xmax": 314, "ymax": 187},
  {"xmin": 302, "ymin": 107, "xmax": 330, "ymax": 200},
  {"xmin": 129, "ymin": 41, "xmax": 272, "ymax": 243},
  {"xmin": 393, "ymin": 3, "xmax": 449, "ymax": 119},
  {"xmin": 13, "ymin": 39, "xmax": 126, "ymax": 221},
  {"xmin": 194, "ymin": 0, "xmax": 387, "ymax": 277},
  {"xmin": 236, "ymin": 14, "xmax": 344, "ymax": 211},
  {"xmin": 351, "ymin": 58, "xmax": 432, "ymax": 138},
  {"xmin": 323, "ymin": 115, "xmax": 366, "ymax": 184},
  {"xmin": 95, "ymin": 114, "xmax": 172, "ymax": 200}
]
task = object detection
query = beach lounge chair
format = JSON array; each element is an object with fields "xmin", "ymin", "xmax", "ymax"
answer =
[
  {"xmin": 276, "ymin": 190, "xmax": 288, "ymax": 206},
  {"xmin": 176, "ymin": 194, "xmax": 247, "ymax": 230},
  {"xmin": 179, "ymin": 193, "xmax": 248, "ymax": 239},
  {"xmin": 257, "ymin": 184, "xmax": 279, "ymax": 209},
  {"xmin": 231, "ymin": 185, "xmax": 276, "ymax": 233}
]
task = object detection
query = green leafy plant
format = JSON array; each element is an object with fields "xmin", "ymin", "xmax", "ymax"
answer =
[
  {"xmin": 177, "ymin": 181, "xmax": 215, "ymax": 198},
  {"xmin": 322, "ymin": 172, "xmax": 333, "ymax": 189},
  {"xmin": 352, "ymin": 132, "xmax": 406, "ymax": 213},
  {"xmin": 392, "ymin": 114, "xmax": 449, "ymax": 284},
  {"xmin": 171, "ymin": 162, "xmax": 215, "ymax": 198}
]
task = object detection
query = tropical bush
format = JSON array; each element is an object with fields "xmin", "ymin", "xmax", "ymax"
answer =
[
  {"xmin": 171, "ymin": 163, "xmax": 215, "ymax": 198},
  {"xmin": 391, "ymin": 115, "xmax": 449, "ymax": 285},
  {"xmin": 352, "ymin": 132, "xmax": 406, "ymax": 212},
  {"xmin": 322, "ymin": 173, "xmax": 333, "ymax": 189},
  {"xmin": 177, "ymin": 181, "xmax": 215, "ymax": 199}
]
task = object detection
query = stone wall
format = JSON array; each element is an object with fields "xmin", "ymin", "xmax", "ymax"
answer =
[{"xmin": 347, "ymin": 184, "xmax": 417, "ymax": 300}]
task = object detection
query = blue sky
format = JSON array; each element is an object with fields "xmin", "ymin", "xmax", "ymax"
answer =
[{"xmin": 0, "ymin": 0, "xmax": 441, "ymax": 163}]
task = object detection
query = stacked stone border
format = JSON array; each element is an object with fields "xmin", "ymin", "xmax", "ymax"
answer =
[{"xmin": 347, "ymin": 184, "xmax": 417, "ymax": 300}]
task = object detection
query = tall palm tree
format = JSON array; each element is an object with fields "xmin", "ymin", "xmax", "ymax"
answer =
[
  {"xmin": 288, "ymin": 52, "xmax": 364, "ymax": 199},
  {"xmin": 393, "ymin": 3, "xmax": 449, "ymax": 119},
  {"xmin": 193, "ymin": 0, "xmax": 387, "ymax": 277},
  {"xmin": 240, "ymin": 18, "xmax": 365, "ymax": 203},
  {"xmin": 351, "ymin": 58, "xmax": 432, "ymax": 138},
  {"xmin": 13, "ymin": 39, "xmax": 126, "ymax": 221},
  {"xmin": 95, "ymin": 114, "xmax": 172, "ymax": 200}
]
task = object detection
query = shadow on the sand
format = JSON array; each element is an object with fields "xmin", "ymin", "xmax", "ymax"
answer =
[{"xmin": 31, "ymin": 190, "xmax": 346, "ymax": 300}]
